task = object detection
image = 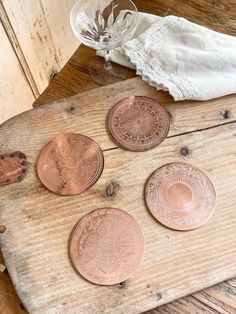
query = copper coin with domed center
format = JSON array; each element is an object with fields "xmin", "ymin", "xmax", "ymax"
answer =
[
  {"xmin": 37, "ymin": 134, "xmax": 104, "ymax": 196},
  {"xmin": 107, "ymin": 96, "xmax": 170, "ymax": 151},
  {"xmin": 69, "ymin": 208, "xmax": 144, "ymax": 285},
  {"xmin": 145, "ymin": 162, "xmax": 216, "ymax": 231}
]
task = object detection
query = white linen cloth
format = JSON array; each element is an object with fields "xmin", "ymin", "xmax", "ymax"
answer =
[{"xmin": 98, "ymin": 13, "xmax": 236, "ymax": 101}]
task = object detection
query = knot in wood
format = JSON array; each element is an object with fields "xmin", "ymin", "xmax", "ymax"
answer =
[{"xmin": 104, "ymin": 181, "xmax": 120, "ymax": 198}]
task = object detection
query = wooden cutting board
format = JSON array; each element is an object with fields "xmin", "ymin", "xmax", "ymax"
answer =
[{"xmin": 0, "ymin": 77, "xmax": 236, "ymax": 314}]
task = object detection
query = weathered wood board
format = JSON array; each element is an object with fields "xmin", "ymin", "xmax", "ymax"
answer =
[
  {"xmin": 1, "ymin": 0, "xmax": 78, "ymax": 95},
  {"xmin": 0, "ymin": 20, "xmax": 35, "ymax": 124},
  {"xmin": 0, "ymin": 77, "xmax": 236, "ymax": 314}
]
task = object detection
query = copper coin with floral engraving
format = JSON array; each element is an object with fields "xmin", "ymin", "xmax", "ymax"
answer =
[
  {"xmin": 107, "ymin": 96, "xmax": 170, "ymax": 151},
  {"xmin": 69, "ymin": 208, "xmax": 144, "ymax": 285},
  {"xmin": 37, "ymin": 134, "xmax": 104, "ymax": 196},
  {"xmin": 145, "ymin": 162, "xmax": 216, "ymax": 231}
]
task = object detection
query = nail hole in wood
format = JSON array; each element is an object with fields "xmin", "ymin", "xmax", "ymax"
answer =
[
  {"xmin": 67, "ymin": 106, "xmax": 75, "ymax": 113},
  {"xmin": 19, "ymin": 152, "xmax": 26, "ymax": 159},
  {"xmin": 220, "ymin": 110, "xmax": 231, "ymax": 119},
  {"xmin": 0, "ymin": 225, "xmax": 6, "ymax": 233},
  {"xmin": 50, "ymin": 70, "xmax": 58, "ymax": 81},
  {"xmin": 180, "ymin": 146, "xmax": 190, "ymax": 156},
  {"xmin": 156, "ymin": 293, "xmax": 162, "ymax": 301}
]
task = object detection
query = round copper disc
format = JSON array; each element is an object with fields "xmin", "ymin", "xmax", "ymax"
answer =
[
  {"xmin": 69, "ymin": 208, "xmax": 144, "ymax": 285},
  {"xmin": 107, "ymin": 96, "xmax": 170, "ymax": 151},
  {"xmin": 37, "ymin": 134, "xmax": 104, "ymax": 196},
  {"xmin": 145, "ymin": 162, "xmax": 216, "ymax": 231}
]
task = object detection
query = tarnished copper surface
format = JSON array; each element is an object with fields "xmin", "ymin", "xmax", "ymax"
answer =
[
  {"xmin": 0, "ymin": 151, "xmax": 28, "ymax": 186},
  {"xmin": 145, "ymin": 162, "xmax": 216, "ymax": 231},
  {"xmin": 69, "ymin": 208, "xmax": 144, "ymax": 285},
  {"xmin": 37, "ymin": 134, "xmax": 104, "ymax": 196},
  {"xmin": 107, "ymin": 96, "xmax": 170, "ymax": 151}
]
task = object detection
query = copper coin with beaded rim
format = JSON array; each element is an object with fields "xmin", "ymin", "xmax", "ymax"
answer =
[
  {"xmin": 145, "ymin": 162, "xmax": 216, "ymax": 231},
  {"xmin": 69, "ymin": 208, "xmax": 144, "ymax": 285},
  {"xmin": 107, "ymin": 96, "xmax": 170, "ymax": 151},
  {"xmin": 37, "ymin": 134, "xmax": 104, "ymax": 196}
]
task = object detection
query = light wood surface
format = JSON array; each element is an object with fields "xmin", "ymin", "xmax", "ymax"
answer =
[
  {"xmin": 0, "ymin": 20, "xmax": 34, "ymax": 124},
  {"xmin": 1, "ymin": 0, "xmax": 78, "ymax": 95},
  {"xmin": 0, "ymin": 0, "xmax": 78, "ymax": 124},
  {"xmin": 0, "ymin": 78, "xmax": 236, "ymax": 313}
]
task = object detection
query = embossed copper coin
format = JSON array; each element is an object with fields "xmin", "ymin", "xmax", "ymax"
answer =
[
  {"xmin": 37, "ymin": 134, "xmax": 104, "ymax": 195},
  {"xmin": 107, "ymin": 96, "xmax": 170, "ymax": 151},
  {"xmin": 0, "ymin": 151, "xmax": 28, "ymax": 186},
  {"xmin": 145, "ymin": 162, "xmax": 216, "ymax": 231},
  {"xmin": 69, "ymin": 208, "xmax": 144, "ymax": 285}
]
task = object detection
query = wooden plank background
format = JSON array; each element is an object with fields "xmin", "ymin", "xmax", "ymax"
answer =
[
  {"xmin": 1, "ymin": 0, "xmax": 78, "ymax": 95},
  {"xmin": 0, "ymin": 19, "xmax": 35, "ymax": 123},
  {"xmin": 0, "ymin": 0, "xmax": 78, "ymax": 124}
]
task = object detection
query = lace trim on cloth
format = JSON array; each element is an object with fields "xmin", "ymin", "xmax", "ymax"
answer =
[{"xmin": 124, "ymin": 16, "xmax": 198, "ymax": 101}]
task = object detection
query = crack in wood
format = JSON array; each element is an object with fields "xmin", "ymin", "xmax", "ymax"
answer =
[{"xmin": 103, "ymin": 120, "xmax": 236, "ymax": 153}]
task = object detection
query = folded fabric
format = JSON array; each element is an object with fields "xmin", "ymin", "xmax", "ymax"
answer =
[{"xmin": 98, "ymin": 13, "xmax": 236, "ymax": 101}]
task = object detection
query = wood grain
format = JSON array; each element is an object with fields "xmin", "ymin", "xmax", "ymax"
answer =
[
  {"xmin": 148, "ymin": 277, "xmax": 236, "ymax": 314},
  {"xmin": 0, "ymin": 1, "xmax": 39, "ymax": 98},
  {"xmin": 0, "ymin": 20, "xmax": 35, "ymax": 124},
  {"xmin": 134, "ymin": 0, "xmax": 236, "ymax": 35},
  {"xmin": 2, "ymin": 77, "xmax": 236, "ymax": 151},
  {"xmin": 0, "ymin": 250, "xmax": 27, "ymax": 313},
  {"xmin": 0, "ymin": 275, "xmax": 27, "ymax": 314},
  {"xmin": 0, "ymin": 78, "xmax": 236, "ymax": 313},
  {"xmin": 1, "ymin": 0, "xmax": 77, "ymax": 94},
  {"xmin": 39, "ymin": 0, "xmax": 79, "ymax": 67},
  {"xmin": 0, "ymin": 231, "xmax": 26, "ymax": 312}
]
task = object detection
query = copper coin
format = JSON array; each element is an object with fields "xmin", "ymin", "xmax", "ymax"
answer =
[
  {"xmin": 69, "ymin": 208, "xmax": 144, "ymax": 285},
  {"xmin": 107, "ymin": 96, "xmax": 170, "ymax": 151},
  {"xmin": 145, "ymin": 162, "xmax": 216, "ymax": 231},
  {"xmin": 37, "ymin": 134, "xmax": 104, "ymax": 196}
]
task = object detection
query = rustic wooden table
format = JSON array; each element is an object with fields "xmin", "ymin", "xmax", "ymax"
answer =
[{"xmin": 1, "ymin": 0, "xmax": 236, "ymax": 313}]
